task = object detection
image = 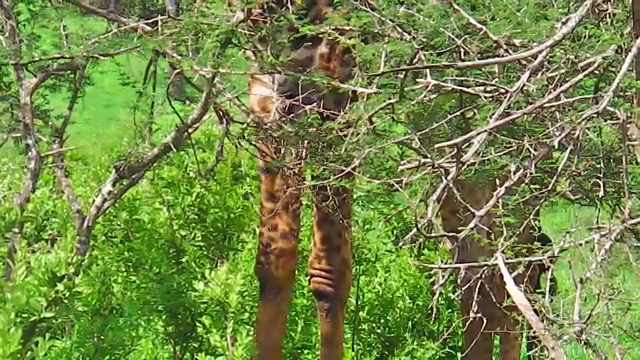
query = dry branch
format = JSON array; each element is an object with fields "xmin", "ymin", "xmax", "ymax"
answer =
[
  {"xmin": 1, "ymin": 0, "xmax": 44, "ymax": 281},
  {"xmin": 496, "ymin": 252, "xmax": 566, "ymax": 360}
]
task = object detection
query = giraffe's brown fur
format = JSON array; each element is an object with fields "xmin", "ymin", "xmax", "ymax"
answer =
[
  {"xmin": 231, "ymin": 0, "xmax": 357, "ymax": 358},
  {"xmin": 441, "ymin": 179, "xmax": 544, "ymax": 359}
]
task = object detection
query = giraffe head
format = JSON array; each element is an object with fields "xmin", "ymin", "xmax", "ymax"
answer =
[
  {"xmin": 284, "ymin": 33, "xmax": 357, "ymax": 117},
  {"xmin": 242, "ymin": 0, "xmax": 359, "ymax": 125}
]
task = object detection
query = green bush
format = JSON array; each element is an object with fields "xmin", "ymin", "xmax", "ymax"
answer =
[{"xmin": 0, "ymin": 142, "xmax": 461, "ymax": 359}]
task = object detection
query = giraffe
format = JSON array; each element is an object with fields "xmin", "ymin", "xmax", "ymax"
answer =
[
  {"xmin": 440, "ymin": 179, "xmax": 555, "ymax": 359},
  {"xmin": 230, "ymin": 1, "xmax": 554, "ymax": 359},
  {"xmin": 229, "ymin": 0, "xmax": 358, "ymax": 359}
]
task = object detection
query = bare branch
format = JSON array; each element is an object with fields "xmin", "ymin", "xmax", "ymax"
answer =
[
  {"xmin": 1, "ymin": 0, "xmax": 43, "ymax": 281},
  {"xmin": 368, "ymin": 0, "xmax": 597, "ymax": 76},
  {"xmin": 496, "ymin": 252, "xmax": 566, "ymax": 360}
]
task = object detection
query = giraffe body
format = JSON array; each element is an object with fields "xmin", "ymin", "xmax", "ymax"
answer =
[{"xmin": 441, "ymin": 180, "xmax": 548, "ymax": 359}]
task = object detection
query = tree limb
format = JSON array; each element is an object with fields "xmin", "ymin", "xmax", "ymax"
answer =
[
  {"xmin": 75, "ymin": 77, "xmax": 216, "ymax": 256},
  {"xmin": 51, "ymin": 66, "xmax": 87, "ymax": 231},
  {"xmin": 496, "ymin": 252, "xmax": 566, "ymax": 360},
  {"xmin": 631, "ymin": 0, "xmax": 640, "ymax": 162}
]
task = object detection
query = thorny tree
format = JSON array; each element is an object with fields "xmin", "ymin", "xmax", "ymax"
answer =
[{"xmin": 1, "ymin": 0, "xmax": 640, "ymax": 358}]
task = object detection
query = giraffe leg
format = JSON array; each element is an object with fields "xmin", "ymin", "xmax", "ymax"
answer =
[
  {"xmin": 526, "ymin": 261, "xmax": 547, "ymax": 360},
  {"xmin": 461, "ymin": 284, "xmax": 494, "ymax": 360},
  {"xmin": 308, "ymin": 180, "xmax": 353, "ymax": 360},
  {"xmin": 253, "ymin": 146, "xmax": 302, "ymax": 360},
  {"xmin": 498, "ymin": 265, "xmax": 529, "ymax": 360},
  {"xmin": 463, "ymin": 321, "xmax": 493, "ymax": 360},
  {"xmin": 499, "ymin": 317, "xmax": 522, "ymax": 360}
]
